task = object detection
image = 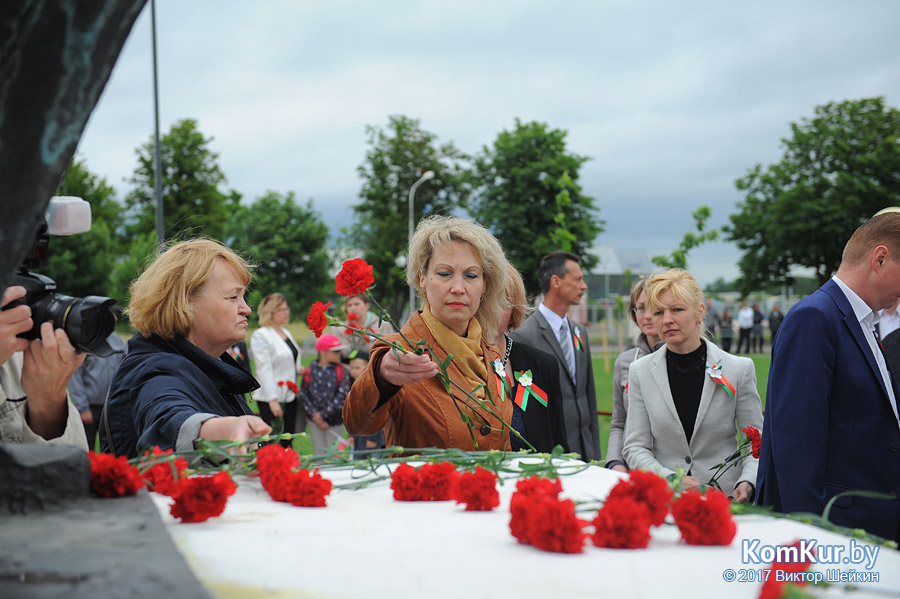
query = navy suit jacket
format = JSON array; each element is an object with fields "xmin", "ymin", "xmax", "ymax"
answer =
[{"xmin": 756, "ymin": 279, "xmax": 900, "ymax": 541}]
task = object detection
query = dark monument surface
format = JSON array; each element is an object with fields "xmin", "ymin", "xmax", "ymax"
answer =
[{"xmin": 0, "ymin": 3, "xmax": 211, "ymax": 597}]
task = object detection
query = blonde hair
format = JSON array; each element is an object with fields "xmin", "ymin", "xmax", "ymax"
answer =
[
  {"xmin": 127, "ymin": 238, "xmax": 252, "ymax": 339},
  {"xmin": 841, "ymin": 212, "xmax": 900, "ymax": 268},
  {"xmin": 645, "ymin": 269, "xmax": 707, "ymax": 338},
  {"xmin": 407, "ymin": 216, "xmax": 509, "ymax": 345},
  {"xmin": 505, "ymin": 262, "xmax": 531, "ymax": 331},
  {"xmin": 258, "ymin": 293, "xmax": 288, "ymax": 327}
]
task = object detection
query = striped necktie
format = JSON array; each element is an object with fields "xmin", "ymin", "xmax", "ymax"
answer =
[{"xmin": 558, "ymin": 320, "xmax": 576, "ymax": 382}]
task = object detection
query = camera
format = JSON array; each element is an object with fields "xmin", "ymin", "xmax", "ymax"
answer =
[{"xmin": 3, "ymin": 197, "xmax": 118, "ymax": 357}]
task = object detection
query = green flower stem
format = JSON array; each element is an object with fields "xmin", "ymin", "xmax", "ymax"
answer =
[{"xmin": 331, "ymin": 293, "xmax": 535, "ymax": 454}]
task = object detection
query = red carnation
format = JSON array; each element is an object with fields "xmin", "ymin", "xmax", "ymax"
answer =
[
  {"xmin": 335, "ymin": 258, "xmax": 375, "ymax": 297},
  {"xmin": 390, "ymin": 463, "xmax": 426, "ymax": 501},
  {"xmin": 671, "ymin": 488, "xmax": 736, "ymax": 546},
  {"xmin": 455, "ymin": 467, "xmax": 499, "ymax": 511},
  {"xmin": 742, "ymin": 426, "xmax": 762, "ymax": 459},
  {"xmin": 285, "ymin": 468, "xmax": 333, "ymax": 507},
  {"xmin": 418, "ymin": 462, "xmax": 459, "ymax": 501},
  {"xmin": 524, "ymin": 497, "xmax": 587, "ymax": 554},
  {"xmin": 606, "ymin": 470, "xmax": 673, "ymax": 526},
  {"xmin": 509, "ymin": 477, "xmax": 563, "ymax": 544},
  {"xmin": 591, "ymin": 494, "xmax": 652, "ymax": 549},
  {"xmin": 758, "ymin": 541, "xmax": 814, "ymax": 599},
  {"xmin": 307, "ymin": 301, "xmax": 332, "ymax": 338},
  {"xmin": 139, "ymin": 446, "xmax": 188, "ymax": 497},
  {"xmin": 256, "ymin": 444, "xmax": 301, "ymax": 502},
  {"xmin": 169, "ymin": 471, "xmax": 237, "ymax": 523},
  {"xmin": 88, "ymin": 451, "xmax": 144, "ymax": 498},
  {"xmin": 347, "ymin": 313, "xmax": 359, "ymax": 322},
  {"xmin": 278, "ymin": 380, "xmax": 299, "ymax": 395}
]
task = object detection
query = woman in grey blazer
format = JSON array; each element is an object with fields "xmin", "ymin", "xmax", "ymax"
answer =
[
  {"xmin": 623, "ymin": 269, "xmax": 763, "ymax": 502},
  {"xmin": 606, "ymin": 276, "xmax": 662, "ymax": 472}
]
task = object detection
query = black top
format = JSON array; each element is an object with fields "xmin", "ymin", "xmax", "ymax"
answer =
[
  {"xmin": 283, "ymin": 335, "xmax": 299, "ymax": 363},
  {"xmin": 101, "ymin": 334, "xmax": 258, "ymax": 458},
  {"xmin": 507, "ymin": 340, "xmax": 570, "ymax": 453},
  {"xmin": 666, "ymin": 342, "xmax": 707, "ymax": 443}
]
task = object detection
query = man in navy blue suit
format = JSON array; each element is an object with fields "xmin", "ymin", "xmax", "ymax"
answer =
[{"xmin": 757, "ymin": 213, "xmax": 900, "ymax": 542}]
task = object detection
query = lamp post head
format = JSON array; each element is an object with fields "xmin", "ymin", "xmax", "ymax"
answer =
[{"xmin": 420, "ymin": 170, "xmax": 435, "ymax": 181}]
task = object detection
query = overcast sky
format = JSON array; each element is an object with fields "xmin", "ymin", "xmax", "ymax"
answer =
[{"xmin": 76, "ymin": 0, "xmax": 900, "ymax": 286}]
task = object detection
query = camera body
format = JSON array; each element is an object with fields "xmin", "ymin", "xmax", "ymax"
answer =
[{"xmin": 4, "ymin": 197, "xmax": 118, "ymax": 357}]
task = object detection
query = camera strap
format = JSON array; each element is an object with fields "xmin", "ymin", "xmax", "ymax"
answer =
[{"xmin": 102, "ymin": 391, "xmax": 118, "ymax": 457}]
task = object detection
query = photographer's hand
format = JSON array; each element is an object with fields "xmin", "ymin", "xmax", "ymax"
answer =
[
  {"xmin": 0, "ymin": 286, "xmax": 32, "ymax": 365},
  {"xmin": 21, "ymin": 321, "xmax": 85, "ymax": 440}
]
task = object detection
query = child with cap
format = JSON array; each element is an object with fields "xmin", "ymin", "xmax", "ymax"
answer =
[
  {"xmin": 345, "ymin": 349, "xmax": 384, "ymax": 458},
  {"xmin": 300, "ymin": 333, "xmax": 352, "ymax": 454}
]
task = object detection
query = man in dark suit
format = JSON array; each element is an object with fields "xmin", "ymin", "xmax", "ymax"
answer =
[
  {"xmin": 756, "ymin": 213, "xmax": 900, "ymax": 542},
  {"xmin": 509, "ymin": 251, "xmax": 601, "ymax": 462}
]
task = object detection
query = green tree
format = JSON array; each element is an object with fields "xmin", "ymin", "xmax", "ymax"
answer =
[
  {"xmin": 108, "ymin": 232, "xmax": 158, "ymax": 320},
  {"xmin": 227, "ymin": 191, "xmax": 331, "ymax": 319},
  {"xmin": 352, "ymin": 115, "xmax": 469, "ymax": 319},
  {"xmin": 727, "ymin": 97, "xmax": 900, "ymax": 294},
  {"xmin": 651, "ymin": 206, "xmax": 719, "ymax": 269},
  {"xmin": 126, "ymin": 118, "xmax": 233, "ymax": 241},
  {"xmin": 42, "ymin": 158, "xmax": 124, "ymax": 300},
  {"xmin": 469, "ymin": 119, "xmax": 603, "ymax": 298}
]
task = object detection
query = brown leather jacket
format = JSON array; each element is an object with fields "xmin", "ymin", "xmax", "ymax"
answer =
[{"xmin": 342, "ymin": 311, "xmax": 513, "ymax": 451}]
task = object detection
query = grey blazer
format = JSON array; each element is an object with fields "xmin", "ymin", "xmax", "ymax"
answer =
[
  {"xmin": 623, "ymin": 339, "xmax": 762, "ymax": 492},
  {"xmin": 510, "ymin": 311, "xmax": 601, "ymax": 461}
]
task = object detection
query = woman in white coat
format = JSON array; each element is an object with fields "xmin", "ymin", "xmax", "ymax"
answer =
[
  {"xmin": 250, "ymin": 293, "xmax": 305, "ymax": 441},
  {"xmin": 623, "ymin": 269, "xmax": 762, "ymax": 502}
]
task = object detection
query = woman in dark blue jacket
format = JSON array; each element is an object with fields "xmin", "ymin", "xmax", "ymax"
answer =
[{"xmin": 101, "ymin": 239, "xmax": 271, "ymax": 458}]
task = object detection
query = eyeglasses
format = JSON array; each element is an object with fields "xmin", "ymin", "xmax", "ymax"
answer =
[
  {"xmin": 633, "ymin": 305, "xmax": 647, "ymax": 314},
  {"xmin": 276, "ymin": 306, "xmax": 290, "ymax": 312}
]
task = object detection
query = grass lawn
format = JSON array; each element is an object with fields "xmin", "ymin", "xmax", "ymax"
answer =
[{"xmin": 592, "ymin": 351, "xmax": 771, "ymax": 462}]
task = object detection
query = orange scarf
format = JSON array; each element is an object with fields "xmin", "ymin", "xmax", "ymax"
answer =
[{"xmin": 420, "ymin": 304, "xmax": 488, "ymax": 400}]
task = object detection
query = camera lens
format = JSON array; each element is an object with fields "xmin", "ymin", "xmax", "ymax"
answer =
[{"xmin": 31, "ymin": 293, "xmax": 118, "ymax": 356}]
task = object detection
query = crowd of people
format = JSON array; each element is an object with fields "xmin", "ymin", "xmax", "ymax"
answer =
[{"xmin": 2, "ymin": 212, "xmax": 899, "ymax": 543}]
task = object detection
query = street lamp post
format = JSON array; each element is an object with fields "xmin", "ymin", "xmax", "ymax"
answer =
[{"xmin": 408, "ymin": 170, "xmax": 434, "ymax": 319}]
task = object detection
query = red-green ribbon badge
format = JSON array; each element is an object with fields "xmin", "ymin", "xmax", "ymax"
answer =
[
  {"xmin": 573, "ymin": 330, "xmax": 584, "ymax": 351},
  {"xmin": 492, "ymin": 358, "xmax": 511, "ymax": 402},
  {"xmin": 706, "ymin": 363, "xmax": 735, "ymax": 399},
  {"xmin": 514, "ymin": 370, "xmax": 548, "ymax": 411}
]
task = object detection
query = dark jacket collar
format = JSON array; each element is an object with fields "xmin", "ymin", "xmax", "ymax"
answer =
[{"xmin": 128, "ymin": 333, "xmax": 260, "ymax": 394}]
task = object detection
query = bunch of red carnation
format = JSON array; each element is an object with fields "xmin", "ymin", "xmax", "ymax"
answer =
[
  {"xmin": 169, "ymin": 471, "xmax": 237, "ymax": 523},
  {"xmin": 139, "ymin": 446, "xmax": 189, "ymax": 497},
  {"xmin": 335, "ymin": 258, "xmax": 375, "ymax": 297},
  {"xmin": 307, "ymin": 301, "xmax": 332, "ymax": 338},
  {"xmin": 278, "ymin": 380, "xmax": 300, "ymax": 395},
  {"xmin": 455, "ymin": 467, "xmax": 500, "ymax": 511},
  {"xmin": 88, "ymin": 451, "xmax": 144, "ymax": 498},
  {"xmin": 742, "ymin": 426, "xmax": 762, "ymax": 459},
  {"xmin": 605, "ymin": 470, "xmax": 673, "ymax": 526},
  {"xmin": 508, "ymin": 476, "xmax": 585, "ymax": 553},
  {"xmin": 256, "ymin": 444, "xmax": 332, "ymax": 507},
  {"xmin": 591, "ymin": 494, "xmax": 653, "ymax": 549},
  {"xmin": 390, "ymin": 462, "xmax": 460, "ymax": 501},
  {"xmin": 670, "ymin": 487, "xmax": 736, "ymax": 545},
  {"xmin": 757, "ymin": 541, "xmax": 814, "ymax": 599}
]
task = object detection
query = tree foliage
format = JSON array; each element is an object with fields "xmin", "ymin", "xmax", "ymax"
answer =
[
  {"xmin": 727, "ymin": 97, "xmax": 900, "ymax": 294},
  {"xmin": 352, "ymin": 115, "xmax": 469, "ymax": 319},
  {"xmin": 227, "ymin": 191, "xmax": 331, "ymax": 320},
  {"xmin": 652, "ymin": 206, "xmax": 719, "ymax": 269},
  {"xmin": 126, "ymin": 118, "xmax": 236, "ymax": 241},
  {"xmin": 469, "ymin": 119, "xmax": 603, "ymax": 298},
  {"xmin": 42, "ymin": 158, "xmax": 123, "ymax": 300}
]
